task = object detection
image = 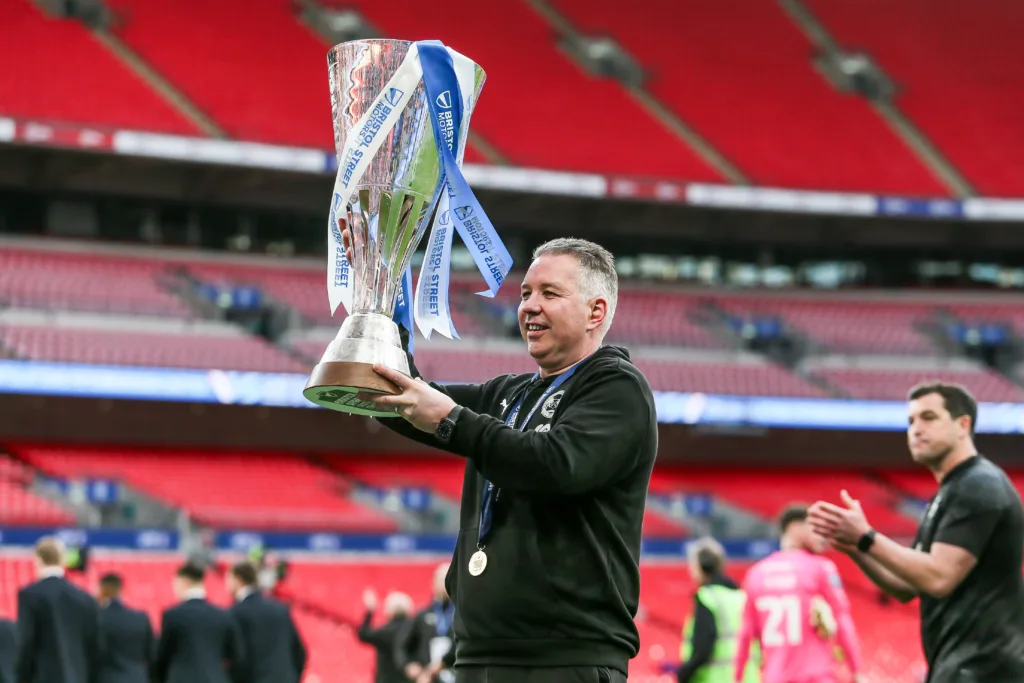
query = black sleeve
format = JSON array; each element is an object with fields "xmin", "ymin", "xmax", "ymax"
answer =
[
  {"xmin": 152, "ymin": 611, "xmax": 173, "ymax": 683},
  {"xmin": 677, "ymin": 594, "xmax": 718, "ymax": 683},
  {"xmin": 145, "ymin": 617, "xmax": 157, "ymax": 666},
  {"xmin": 86, "ymin": 599, "xmax": 103, "ymax": 683},
  {"xmin": 356, "ymin": 610, "xmax": 388, "ymax": 646},
  {"xmin": 15, "ymin": 591, "xmax": 35, "ymax": 683},
  {"xmin": 933, "ymin": 491, "xmax": 1003, "ymax": 558},
  {"xmin": 448, "ymin": 370, "xmax": 650, "ymax": 495},
  {"xmin": 393, "ymin": 614, "xmax": 419, "ymax": 670},
  {"xmin": 288, "ymin": 609, "xmax": 307, "ymax": 677}
]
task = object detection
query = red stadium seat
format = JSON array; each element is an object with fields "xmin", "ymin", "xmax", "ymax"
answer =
[
  {"xmin": 16, "ymin": 448, "xmax": 397, "ymax": 533},
  {"xmin": 549, "ymin": 0, "xmax": 945, "ymax": 195},
  {"xmin": 805, "ymin": 0, "xmax": 1024, "ymax": 197},
  {"xmin": 0, "ymin": 248, "xmax": 193, "ymax": 318},
  {"xmin": 0, "ymin": 324, "xmax": 306, "ymax": 373},
  {"xmin": 0, "ymin": 0, "xmax": 200, "ymax": 135}
]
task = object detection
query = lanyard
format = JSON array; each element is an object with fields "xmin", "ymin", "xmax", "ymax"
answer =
[
  {"xmin": 477, "ymin": 356, "xmax": 591, "ymax": 549},
  {"xmin": 432, "ymin": 600, "xmax": 454, "ymax": 636}
]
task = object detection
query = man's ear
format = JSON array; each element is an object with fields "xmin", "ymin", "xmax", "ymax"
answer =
[{"xmin": 587, "ymin": 297, "xmax": 608, "ymax": 333}]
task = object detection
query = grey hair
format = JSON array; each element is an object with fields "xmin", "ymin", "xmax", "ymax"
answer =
[
  {"xmin": 532, "ymin": 238, "xmax": 618, "ymax": 333},
  {"xmin": 687, "ymin": 536, "xmax": 726, "ymax": 575}
]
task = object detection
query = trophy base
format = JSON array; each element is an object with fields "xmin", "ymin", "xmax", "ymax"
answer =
[{"xmin": 302, "ymin": 312, "xmax": 411, "ymax": 417}]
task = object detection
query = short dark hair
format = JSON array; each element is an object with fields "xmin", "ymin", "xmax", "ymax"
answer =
[
  {"xmin": 231, "ymin": 561, "xmax": 258, "ymax": 587},
  {"xmin": 779, "ymin": 504, "xmax": 809, "ymax": 534},
  {"xmin": 99, "ymin": 573, "xmax": 123, "ymax": 591},
  {"xmin": 908, "ymin": 382, "xmax": 978, "ymax": 436},
  {"xmin": 176, "ymin": 563, "xmax": 205, "ymax": 583}
]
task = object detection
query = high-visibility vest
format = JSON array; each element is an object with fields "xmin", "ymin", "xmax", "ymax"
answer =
[{"xmin": 681, "ymin": 584, "xmax": 761, "ymax": 683}]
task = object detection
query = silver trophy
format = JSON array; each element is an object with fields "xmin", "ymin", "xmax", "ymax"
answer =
[{"xmin": 303, "ymin": 40, "xmax": 485, "ymax": 416}]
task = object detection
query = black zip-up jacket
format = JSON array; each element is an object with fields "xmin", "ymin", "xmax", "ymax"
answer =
[{"xmin": 381, "ymin": 340, "xmax": 658, "ymax": 674}]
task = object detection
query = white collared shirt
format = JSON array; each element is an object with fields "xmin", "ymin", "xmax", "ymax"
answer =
[
  {"xmin": 235, "ymin": 586, "xmax": 257, "ymax": 603},
  {"xmin": 181, "ymin": 587, "xmax": 207, "ymax": 602},
  {"xmin": 39, "ymin": 566, "xmax": 65, "ymax": 580}
]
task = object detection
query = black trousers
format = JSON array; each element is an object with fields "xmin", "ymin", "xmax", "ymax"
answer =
[{"xmin": 455, "ymin": 666, "xmax": 627, "ymax": 683}]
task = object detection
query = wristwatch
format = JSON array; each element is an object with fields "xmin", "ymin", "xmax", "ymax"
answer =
[
  {"xmin": 857, "ymin": 529, "xmax": 877, "ymax": 553},
  {"xmin": 434, "ymin": 406, "xmax": 463, "ymax": 444}
]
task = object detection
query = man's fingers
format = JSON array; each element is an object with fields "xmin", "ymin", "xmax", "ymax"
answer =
[
  {"xmin": 373, "ymin": 364, "xmax": 415, "ymax": 388},
  {"xmin": 840, "ymin": 489, "xmax": 861, "ymax": 510}
]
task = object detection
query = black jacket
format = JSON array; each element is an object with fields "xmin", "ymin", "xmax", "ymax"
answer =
[
  {"xmin": 394, "ymin": 602, "xmax": 455, "ymax": 674},
  {"xmin": 0, "ymin": 618, "xmax": 16, "ymax": 683},
  {"xmin": 98, "ymin": 599, "xmax": 155, "ymax": 683},
  {"xmin": 677, "ymin": 575, "xmax": 739, "ymax": 683},
  {"xmin": 383, "ymin": 343, "xmax": 658, "ymax": 674},
  {"xmin": 357, "ymin": 611, "xmax": 409, "ymax": 683},
  {"xmin": 228, "ymin": 592, "xmax": 306, "ymax": 683},
  {"xmin": 17, "ymin": 575, "xmax": 102, "ymax": 683},
  {"xmin": 153, "ymin": 598, "xmax": 244, "ymax": 683}
]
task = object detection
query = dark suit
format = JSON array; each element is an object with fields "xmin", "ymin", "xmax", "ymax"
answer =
[
  {"xmin": 17, "ymin": 575, "xmax": 102, "ymax": 683},
  {"xmin": 357, "ymin": 610, "xmax": 408, "ymax": 683},
  {"xmin": 228, "ymin": 591, "xmax": 305, "ymax": 683},
  {"xmin": 153, "ymin": 598, "xmax": 243, "ymax": 683},
  {"xmin": 98, "ymin": 599, "xmax": 154, "ymax": 683},
  {"xmin": 0, "ymin": 618, "xmax": 17, "ymax": 683},
  {"xmin": 395, "ymin": 602, "xmax": 454, "ymax": 676}
]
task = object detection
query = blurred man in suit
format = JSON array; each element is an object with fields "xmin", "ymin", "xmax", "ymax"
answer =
[
  {"xmin": 153, "ymin": 563, "xmax": 243, "ymax": 683},
  {"xmin": 17, "ymin": 537, "xmax": 102, "ymax": 683},
  {"xmin": 395, "ymin": 563, "xmax": 454, "ymax": 683},
  {"xmin": 0, "ymin": 611, "xmax": 16, "ymax": 683},
  {"xmin": 358, "ymin": 588, "xmax": 413, "ymax": 683},
  {"xmin": 97, "ymin": 573, "xmax": 155, "ymax": 683},
  {"xmin": 225, "ymin": 561, "xmax": 306, "ymax": 683}
]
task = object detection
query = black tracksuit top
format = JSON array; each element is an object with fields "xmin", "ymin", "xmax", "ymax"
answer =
[{"xmin": 381, "ymin": 343, "xmax": 658, "ymax": 674}]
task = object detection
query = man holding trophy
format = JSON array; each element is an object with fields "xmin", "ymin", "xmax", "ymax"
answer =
[{"xmin": 305, "ymin": 40, "xmax": 658, "ymax": 682}]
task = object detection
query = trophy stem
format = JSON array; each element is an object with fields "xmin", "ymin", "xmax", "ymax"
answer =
[{"xmin": 303, "ymin": 313, "xmax": 411, "ymax": 416}]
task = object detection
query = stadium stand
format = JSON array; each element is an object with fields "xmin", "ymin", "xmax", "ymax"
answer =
[
  {"xmin": 805, "ymin": 0, "xmax": 1024, "ymax": 197},
  {"xmin": 107, "ymin": 0, "xmax": 332, "ymax": 148},
  {"xmin": 0, "ymin": 247, "xmax": 192, "ymax": 318},
  {"xmin": 1, "ymin": 0, "xmax": 200, "ymax": 135},
  {"xmin": 650, "ymin": 468, "xmax": 920, "ymax": 538},
  {"xmin": 331, "ymin": 0, "xmax": 721, "ymax": 179},
  {"xmin": 809, "ymin": 366, "xmax": 1024, "ymax": 402},
  {"xmin": 548, "ymin": 0, "xmax": 945, "ymax": 195},
  {"xmin": 0, "ymin": 455, "xmax": 76, "ymax": 527},
  {"xmin": 0, "ymin": 323, "xmax": 307, "ymax": 373},
  {"xmin": 716, "ymin": 296, "xmax": 939, "ymax": 356},
  {"xmin": 16, "ymin": 447, "xmax": 398, "ymax": 532}
]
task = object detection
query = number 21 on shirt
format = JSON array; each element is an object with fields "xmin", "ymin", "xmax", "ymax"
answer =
[{"xmin": 756, "ymin": 595, "xmax": 803, "ymax": 646}]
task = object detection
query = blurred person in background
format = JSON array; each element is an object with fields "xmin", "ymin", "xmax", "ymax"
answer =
[
  {"xmin": 358, "ymin": 587, "xmax": 414, "ymax": 683},
  {"xmin": 17, "ymin": 536, "xmax": 102, "ymax": 683},
  {"xmin": 735, "ymin": 505, "xmax": 863, "ymax": 683},
  {"xmin": 97, "ymin": 573, "xmax": 155, "ymax": 683},
  {"xmin": 810, "ymin": 382, "xmax": 1024, "ymax": 683},
  {"xmin": 0, "ymin": 609, "xmax": 15, "ymax": 683},
  {"xmin": 153, "ymin": 563, "xmax": 243, "ymax": 683},
  {"xmin": 674, "ymin": 537, "xmax": 759, "ymax": 683},
  {"xmin": 395, "ymin": 563, "xmax": 455, "ymax": 683},
  {"xmin": 225, "ymin": 561, "xmax": 306, "ymax": 683}
]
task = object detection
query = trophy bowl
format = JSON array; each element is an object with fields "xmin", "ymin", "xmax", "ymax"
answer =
[{"xmin": 303, "ymin": 40, "xmax": 485, "ymax": 417}]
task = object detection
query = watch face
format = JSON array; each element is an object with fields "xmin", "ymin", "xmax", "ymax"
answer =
[{"xmin": 436, "ymin": 419, "xmax": 454, "ymax": 441}]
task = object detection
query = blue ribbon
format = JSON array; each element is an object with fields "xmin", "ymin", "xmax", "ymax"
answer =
[
  {"xmin": 394, "ymin": 267, "xmax": 414, "ymax": 354},
  {"xmin": 478, "ymin": 357, "xmax": 591, "ymax": 547},
  {"xmin": 416, "ymin": 41, "xmax": 513, "ymax": 337}
]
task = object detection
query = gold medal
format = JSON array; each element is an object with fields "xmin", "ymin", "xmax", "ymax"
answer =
[{"xmin": 468, "ymin": 550, "xmax": 488, "ymax": 577}]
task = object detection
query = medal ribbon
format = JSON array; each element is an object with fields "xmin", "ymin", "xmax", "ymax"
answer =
[{"xmin": 477, "ymin": 356, "xmax": 593, "ymax": 549}]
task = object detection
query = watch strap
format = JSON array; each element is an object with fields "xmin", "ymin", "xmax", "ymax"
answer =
[{"xmin": 857, "ymin": 529, "xmax": 877, "ymax": 553}]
